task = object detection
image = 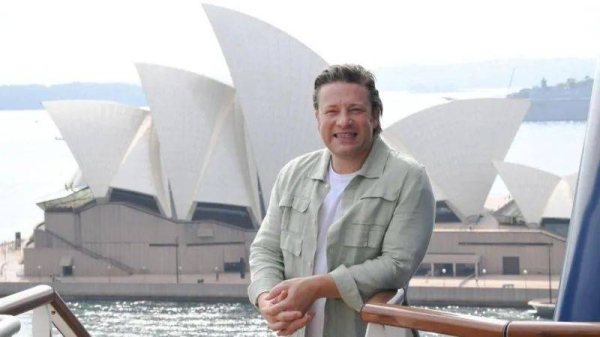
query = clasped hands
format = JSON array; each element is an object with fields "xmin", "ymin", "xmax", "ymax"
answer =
[{"xmin": 258, "ymin": 276, "xmax": 322, "ymax": 336}]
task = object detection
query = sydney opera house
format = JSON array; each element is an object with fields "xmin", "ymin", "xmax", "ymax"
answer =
[{"xmin": 23, "ymin": 5, "xmax": 573, "ymax": 280}]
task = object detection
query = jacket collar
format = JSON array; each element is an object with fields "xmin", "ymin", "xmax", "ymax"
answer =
[
  {"xmin": 356, "ymin": 136, "xmax": 388, "ymax": 178},
  {"xmin": 308, "ymin": 136, "xmax": 388, "ymax": 181}
]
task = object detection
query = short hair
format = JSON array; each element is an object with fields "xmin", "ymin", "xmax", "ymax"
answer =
[{"xmin": 313, "ymin": 64, "xmax": 383, "ymax": 135}]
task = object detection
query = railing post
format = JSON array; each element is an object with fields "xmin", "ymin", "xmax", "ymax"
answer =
[
  {"xmin": 32, "ymin": 304, "xmax": 52, "ymax": 337},
  {"xmin": 364, "ymin": 290, "xmax": 414, "ymax": 337}
]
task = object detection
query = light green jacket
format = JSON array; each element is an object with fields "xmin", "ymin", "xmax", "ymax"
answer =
[{"xmin": 248, "ymin": 137, "xmax": 435, "ymax": 337}]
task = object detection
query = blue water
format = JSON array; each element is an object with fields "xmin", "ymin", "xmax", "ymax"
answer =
[{"xmin": 14, "ymin": 300, "xmax": 546, "ymax": 337}]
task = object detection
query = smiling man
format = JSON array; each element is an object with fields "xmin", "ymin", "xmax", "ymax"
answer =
[{"xmin": 249, "ymin": 64, "xmax": 435, "ymax": 337}]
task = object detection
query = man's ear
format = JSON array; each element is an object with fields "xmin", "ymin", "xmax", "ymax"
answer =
[
  {"xmin": 372, "ymin": 110, "xmax": 380, "ymax": 129},
  {"xmin": 314, "ymin": 110, "xmax": 320, "ymax": 129}
]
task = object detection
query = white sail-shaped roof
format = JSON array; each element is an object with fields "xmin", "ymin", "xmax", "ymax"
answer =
[
  {"xmin": 66, "ymin": 169, "xmax": 86, "ymax": 191},
  {"xmin": 43, "ymin": 100, "xmax": 147, "ymax": 199},
  {"xmin": 136, "ymin": 63, "xmax": 259, "ymax": 221},
  {"xmin": 193, "ymin": 97, "xmax": 262, "ymax": 225},
  {"xmin": 236, "ymin": 99, "xmax": 262, "ymax": 223},
  {"xmin": 110, "ymin": 114, "xmax": 172, "ymax": 218},
  {"xmin": 564, "ymin": 172, "xmax": 579, "ymax": 195},
  {"xmin": 493, "ymin": 161, "xmax": 561, "ymax": 225},
  {"xmin": 542, "ymin": 172, "xmax": 578, "ymax": 220},
  {"xmin": 381, "ymin": 137, "xmax": 447, "ymax": 201},
  {"xmin": 203, "ymin": 4, "xmax": 326, "ymax": 205},
  {"xmin": 543, "ymin": 179, "xmax": 575, "ymax": 220},
  {"xmin": 383, "ymin": 98, "xmax": 529, "ymax": 221}
]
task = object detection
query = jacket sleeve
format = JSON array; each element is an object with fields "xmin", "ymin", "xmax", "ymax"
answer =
[
  {"xmin": 247, "ymin": 172, "xmax": 285, "ymax": 307},
  {"xmin": 329, "ymin": 167, "xmax": 435, "ymax": 311}
]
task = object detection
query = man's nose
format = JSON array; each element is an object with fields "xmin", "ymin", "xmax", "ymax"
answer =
[{"xmin": 336, "ymin": 110, "xmax": 353, "ymax": 127}]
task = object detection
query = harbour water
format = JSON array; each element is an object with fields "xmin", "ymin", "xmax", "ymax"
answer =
[{"xmin": 14, "ymin": 300, "xmax": 547, "ymax": 337}]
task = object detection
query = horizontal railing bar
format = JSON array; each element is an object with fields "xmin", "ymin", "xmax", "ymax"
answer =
[
  {"xmin": 0, "ymin": 285, "xmax": 90, "ymax": 337},
  {"xmin": 506, "ymin": 321, "xmax": 600, "ymax": 336},
  {"xmin": 0, "ymin": 285, "xmax": 54, "ymax": 316},
  {"xmin": 362, "ymin": 291, "xmax": 600, "ymax": 337},
  {"xmin": 361, "ymin": 301, "xmax": 508, "ymax": 337},
  {"xmin": 362, "ymin": 291, "xmax": 508, "ymax": 337}
]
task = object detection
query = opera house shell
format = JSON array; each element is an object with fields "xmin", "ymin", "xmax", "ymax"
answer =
[
  {"xmin": 23, "ymin": 5, "xmax": 570, "ymax": 279},
  {"xmin": 383, "ymin": 98, "xmax": 530, "ymax": 223},
  {"xmin": 493, "ymin": 161, "xmax": 577, "ymax": 236},
  {"xmin": 24, "ymin": 5, "xmax": 327, "ymax": 278}
]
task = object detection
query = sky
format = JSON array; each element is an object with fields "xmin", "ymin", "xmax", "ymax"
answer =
[{"xmin": 1, "ymin": 0, "xmax": 599, "ymax": 86}]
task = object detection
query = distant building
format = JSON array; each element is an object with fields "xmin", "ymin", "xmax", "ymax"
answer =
[
  {"xmin": 24, "ymin": 5, "xmax": 571, "ymax": 280},
  {"xmin": 508, "ymin": 77, "xmax": 593, "ymax": 121},
  {"xmin": 421, "ymin": 229, "xmax": 565, "ymax": 277},
  {"xmin": 24, "ymin": 5, "xmax": 327, "ymax": 279}
]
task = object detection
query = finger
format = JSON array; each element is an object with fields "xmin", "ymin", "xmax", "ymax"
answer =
[
  {"xmin": 270, "ymin": 289, "xmax": 287, "ymax": 305},
  {"xmin": 278, "ymin": 324, "xmax": 296, "ymax": 336},
  {"xmin": 265, "ymin": 283, "xmax": 286, "ymax": 300},
  {"xmin": 261, "ymin": 313, "xmax": 277, "ymax": 325},
  {"xmin": 276, "ymin": 313, "xmax": 314, "ymax": 336},
  {"xmin": 268, "ymin": 319, "xmax": 291, "ymax": 332},
  {"xmin": 274, "ymin": 310, "xmax": 302, "ymax": 322},
  {"xmin": 267, "ymin": 299, "xmax": 290, "ymax": 316},
  {"xmin": 260, "ymin": 308, "xmax": 280, "ymax": 324},
  {"xmin": 275, "ymin": 289, "xmax": 288, "ymax": 303},
  {"xmin": 259, "ymin": 306, "xmax": 273, "ymax": 319},
  {"xmin": 278, "ymin": 328, "xmax": 293, "ymax": 336},
  {"xmin": 277, "ymin": 323, "xmax": 300, "ymax": 336},
  {"xmin": 277, "ymin": 324, "xmax": 300, "ymax": 337},
  {"xmin": 286, "ymin": 312, "xmax": 314, "ymax": 332}
]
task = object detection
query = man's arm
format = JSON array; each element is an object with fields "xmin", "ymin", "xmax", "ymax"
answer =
[
  {"xmin": 264, "ymin": 274, "xmax": 340, "ymax": 313},
  {"xmin": 247, "ymin": 173, "xmax": 286, "ymax": 307},
  {"xmin": 249, "ymin": 166, "xmax": 317, "ymax": 336},
  {"xmin": 267, "ymin": 167, "xmax": 435, "ymax": 314},
  {"xmin": 329, "ymin": 167, "xmax": 435, "ymax": 311}
]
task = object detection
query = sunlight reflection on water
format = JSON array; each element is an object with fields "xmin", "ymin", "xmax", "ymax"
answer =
[{"xmin": 14, "ymin": 300, "xmax": 547, "ymax": 337}]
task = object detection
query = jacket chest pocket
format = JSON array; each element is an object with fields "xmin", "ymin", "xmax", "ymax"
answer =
[
  {"xmin": 280, "ymin": 231, "xmax": 303, "ymax": 278},
  {"xmin": 341, "ymin": 187, "xmax": 399, "ymax": 252},
  {"xmin": 351, "ymin": 187, "xmax": 400, "ymax": 227},
  {"xmin": 279, "ymin": 194, "xmax": 310, "ymax": 233},
  {"xmin": 340, "ymin": 224, "xmax": 385, "ymax": 264}
]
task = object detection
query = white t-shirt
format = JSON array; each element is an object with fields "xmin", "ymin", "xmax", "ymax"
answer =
[{"xmin": 306, "ymin": 164, "xmax": 358, "ymax": 337}]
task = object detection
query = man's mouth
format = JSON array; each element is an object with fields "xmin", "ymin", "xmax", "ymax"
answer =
[{"xmin": 334, "ymin": 132, "xmax": 357, "ymax": 139}]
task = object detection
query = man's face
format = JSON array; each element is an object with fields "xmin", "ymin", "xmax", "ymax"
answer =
[{"xmin": 315, "ymin": 82, "xmax": 378, "ymax": 165}]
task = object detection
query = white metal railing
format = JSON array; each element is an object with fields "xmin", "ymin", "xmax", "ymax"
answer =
[
  {"xmin": 0, "ymin": 285, "xmax": 89, "ymax": 337},
  {"xmin": 365, "ymin": 288, "xmax": 415, "ymax": 337},
  {"xmin": 0, "ymin": 315, "xmax": 20, "ymax": 337}
]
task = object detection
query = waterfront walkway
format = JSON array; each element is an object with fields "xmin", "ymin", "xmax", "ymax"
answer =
[
  {"xmin": 5, "ymin": 273, "xmax": 561, "ymax": 290},
  {"xmin": 410, "ymin": 274, "xmax": 560, "ymax": 290},
  {"xmin": 0, "ymin": 243, "xmax": 559, "ymax": 305}
]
